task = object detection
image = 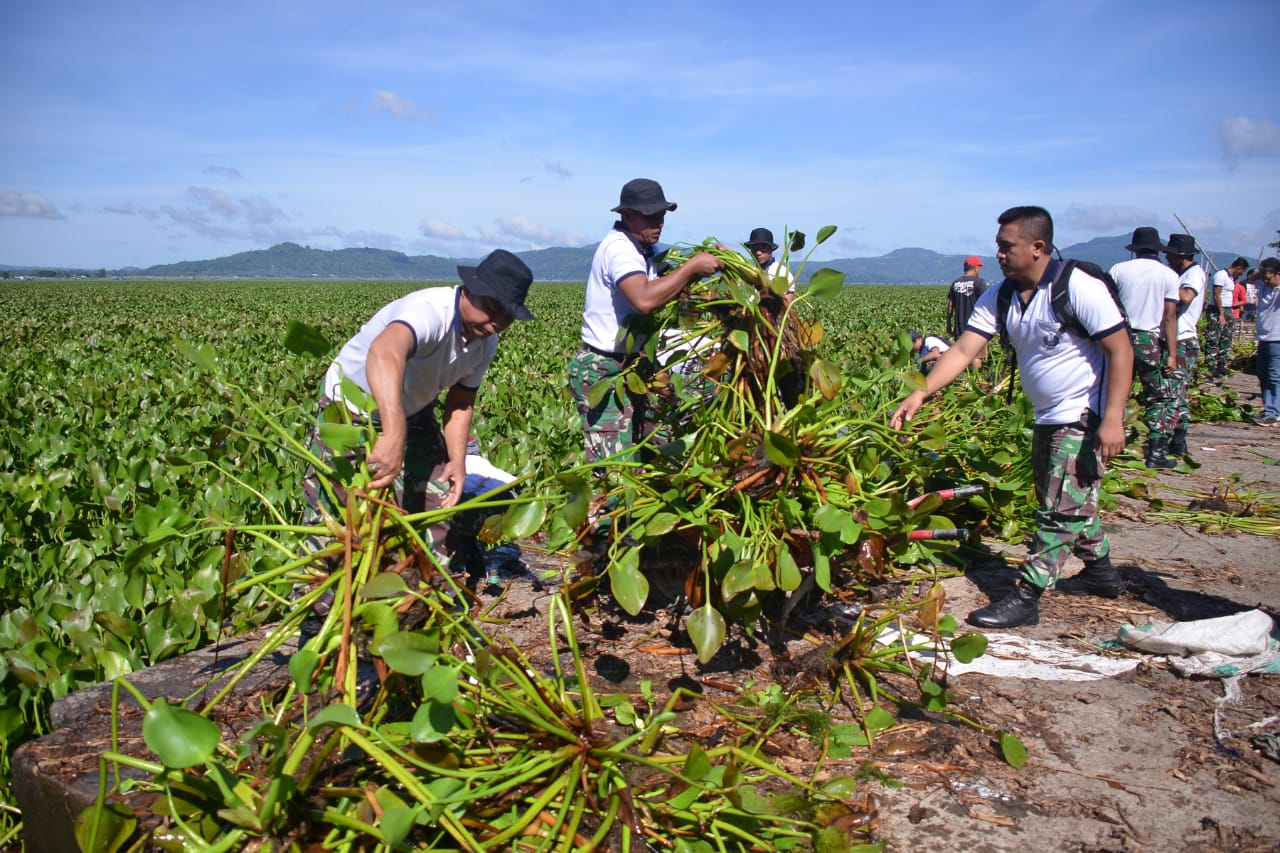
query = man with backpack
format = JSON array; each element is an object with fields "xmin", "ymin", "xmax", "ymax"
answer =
[
  {"xmin": 891, "ymin": 206, "xmax": 1134, "ymax": 629},
  {"xmin": 1164, "ymin": 234, "xmax": 1207, "ymax": 458},
  {"xmin": 1110, "ymin": 226, "xmax": 1180, "ymax": 468}
]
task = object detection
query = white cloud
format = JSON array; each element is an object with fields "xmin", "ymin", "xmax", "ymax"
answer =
[
  {"xmin": 1059, "ymin": 204, "xmax": 1159, "ymax": 233},
  {"xmin": 203, "ymin": 165, "xmax": 243, "ymax": 180},
  {"xmin": 240, "ymin": 196, "xmax": 288, "ymax": 225},
  {"xmin": 102, "ymin": 201, "xmax": 160, "ymax": 220},
  {"xmin": 0, "ymin": 190, "xmax": 64, "ymax": 219},
  {"xmin": 1220, "ymin": 117, "xmax": 1280, "ymax": 170},
  {"xmin": 492, "ymin": 215, "xmax": 584, "ymax": 247},
  {"xmin": 187, "ymin": 186, "xmax": 239, "ymax": 218},
  {"xmin": 337, "ymin": 229, "xmax": 404, "ymax": 250},
  {"xmin": 543, "ymin": 159, "xmax": 571, "ymax": 179},
  {"xmin": 419, "ymin": 219, "xmax": 468, "ymax": 240},
  {"xmin": 370, "ymin": 89, "xmax": 433, "ymax": 122}
]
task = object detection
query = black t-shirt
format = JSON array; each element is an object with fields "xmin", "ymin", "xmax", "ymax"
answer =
[{"xmin": 947, "ymin": 274, "xmax": 988, "ymax": 337}]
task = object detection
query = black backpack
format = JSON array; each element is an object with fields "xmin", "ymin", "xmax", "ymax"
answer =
[{"xmin": 994, "ymin": 258, "xmax": 1130, "ymax": 401}]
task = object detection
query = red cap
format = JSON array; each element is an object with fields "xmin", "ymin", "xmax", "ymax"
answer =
[{"xmin": 964, "ymin": 255, "xmax": 983, "ymax": 267}]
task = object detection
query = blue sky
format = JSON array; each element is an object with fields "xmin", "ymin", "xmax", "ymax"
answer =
[{"xmin": 2, "ymin": 0, "xmax": 1278, "ymax": 270}]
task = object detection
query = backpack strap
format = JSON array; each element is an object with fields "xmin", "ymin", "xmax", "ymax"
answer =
[
  {"xmin": 995, "ymin": 278, "xmax": 1015, "ymax": 356},
  {"xmin": 1051, "ymin": 259, "xmax": 1129, "ymax": 340},
  {"xmin": 995, "ymin": 278, "xmax": 1016, "ymax": 402}
]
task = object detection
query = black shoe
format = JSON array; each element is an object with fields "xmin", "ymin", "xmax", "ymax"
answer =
[
  {"xmin": 1055, "ymin": 556, "xmax": 1124, "ymax": 599},
  {"xmin": 1144, "ymin": 439, "xmax": 1177, "ymax": 469},
  {"xmin": 1168, "ymin": 430, "xmax": 1188, "ymax": 457},
  {"xmin": 966, "ymin": 582, "xmax": 1042, "ymax": 628}
]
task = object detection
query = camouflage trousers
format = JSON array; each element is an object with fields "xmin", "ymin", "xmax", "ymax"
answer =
[
  {"xmin": 1020, "ymin": 412, "xmax": 1109, "ymax": 590},
  {"xmin": 301, "ymin": 394, "xmax": 456, "ymax": 570},
  {"xmin": 1202, "ymin": 313, "xmax": 1233, "ymax": 373},
  {"xmin": 1131, "ymin": 330, "xmax": 1177, "ymax": 442},
  {"xmin": 567, "ymin": 347, "xmax": 649, "ymax": 466},
  {"xmin": 1170, "ymin": 339, "xmax": 1200, "ymax": 433}
]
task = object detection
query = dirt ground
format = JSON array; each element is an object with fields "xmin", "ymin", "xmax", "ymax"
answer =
[{"xmin": 474, "ymin": 369, "xmax": 1280, "ymax": 853}]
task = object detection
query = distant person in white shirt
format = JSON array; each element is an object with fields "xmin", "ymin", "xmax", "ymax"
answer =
[
  {"xmin": 744, "ymin": 228, "xmax": 795, "ymax": 300},
  {"xmin": 1204, "ymin": 257, "xmax": 1248, "ymax": 379},
  {"xmin": 1163, "ymin": 233, "xmax": 1206, "ymax": 458},
  {"xmin": 908, "ymin": 328, "xmax": 951, "ymax": 375},
  {"xmin": 1109, "ymin": 226, "xmax": 1179, "ymax": 468}
]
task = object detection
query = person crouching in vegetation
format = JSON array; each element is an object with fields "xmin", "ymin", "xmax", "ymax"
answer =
[
  {"xmin": 892, "ymin": 206, "xmax": 1134, "ymax": 629},
  {"xmin": 302, "ymin": 249, "xmax": 535, "ymax": 576},
  {"xmin": 908, "ymin": 328, "xmax": 951, "ymax": 375}
]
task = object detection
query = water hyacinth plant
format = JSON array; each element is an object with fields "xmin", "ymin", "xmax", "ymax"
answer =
[{"xmin": 542, "ymin": 227, "xmax": 970, "ymax": 662}]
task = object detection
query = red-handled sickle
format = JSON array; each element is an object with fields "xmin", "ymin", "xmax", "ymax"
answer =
[{"xmin": 906, "ymin": 484, "xmax": 985, "ymax": 510}]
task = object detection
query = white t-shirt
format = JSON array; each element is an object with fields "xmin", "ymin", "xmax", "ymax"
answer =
[
  {"xmin": 1211, "ymin": 269, "xmax": 1235, "ymax": 309},
  {"xmin": 967, "ymin": 262, "xmax": 1126, "ymax": 425},
  {"xmin": 764, "ymin": 258, "xmax": 795, "ymax": 294},
  {"xmin": 324, "ymin": 285, "xmax": 496, "ymax": 417},
  {"xmin": 919, "ymin": 335, "xmax": 951, "ymax": 357},
  {"xmin": 581, "ymin": 226, "xmax": 655, "ymax": 354},
  {"xmin": 1175, "ymin": 265, "xmax": 1206, "ymax": 341},
  {"xmin": 1110, "ymin": 257, "xmax": 1179, "ymax": 335}
]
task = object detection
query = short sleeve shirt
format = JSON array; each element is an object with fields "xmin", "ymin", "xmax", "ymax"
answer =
[
  {"xmin": 966, "ymin": 260, "xmax": 1126, "ymax": 425},
  {"xmin": 1211, "ymin": 269, "xmax": 1234, "ymax": 309},
  {"xmin": 324, "ymin": 285, "xmax": 496, "ymax": 417},
  {"xmin": 1175, "ymin": 265, "xmax": 1206, "ymax": 341},
  {"xmin": 947, "ymin": 275, "xmax": 988, "ymax": 337},
  {"xmin": 920, "ymin": 335, "xmax": 951, "ymax": 357},
  {"xmin": 765, "ymin": 258, "xmax": 796, "ymax": 294},
  {"xmin": 1109, "ymin": 257, "xmax": 1179, "ymax": 335},
  {"xmin": 581, "ymin": 225, "xmax": 656, "ymax": 353}
]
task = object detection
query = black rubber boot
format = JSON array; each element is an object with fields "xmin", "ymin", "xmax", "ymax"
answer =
[
  {"xmin": 1055, "ymin": 555, "xmax": 1125, "ymax": 599},
  {"xmin": 1168, "ymin": 429, "xmax": 1188, "ymax": 457},
  {"xmin": 966, "ymin": 581, "xmax": 1042, "ymax": 628},
  {"xmin": 1144, "ymin": 439, "xmax": 1177, "ymax": 469}
]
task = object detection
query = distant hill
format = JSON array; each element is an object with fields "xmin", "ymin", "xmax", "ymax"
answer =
[{"xmin": 6, "ymin": 236, "xmax": 1259, "ymax": 283}]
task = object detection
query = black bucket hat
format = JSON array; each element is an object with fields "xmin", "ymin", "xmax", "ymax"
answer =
[
  {"xmin": 1125, "ymin": 226, "xmax": 1164, "ymax": 254},
  {"xmin": 744, "ymin": 227, "xmax": 778, "ymax": 251},
  {"xmin": 1164, "ymin": 233, "xmax": 1199, "ymax": 257},
  {"xmin": 457, "ymin": 249, "xmax": 535, "ymax": 321},
  {"xmin": 611, "ymin": 178, "xmax": 677, "ymax": 215}
]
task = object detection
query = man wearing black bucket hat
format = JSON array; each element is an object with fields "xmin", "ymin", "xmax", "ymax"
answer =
[
  {"xmin": 302, "ymin": 249, "xmax": 535, "ymax": 570},
  {"xmin": 744, "ymin": 227, "xmax": 794, "ymax": 296},
  {"xmin": 568, "ymin": 179, "xmax": 722, "ymax": 467},
  {"xmin": 1110, "ymin": 226, "xmax": 1180, "ymax": 468},
  {"xmin": 1164, "ymin": 233, "xmax": 1206, "ymax": 458}
]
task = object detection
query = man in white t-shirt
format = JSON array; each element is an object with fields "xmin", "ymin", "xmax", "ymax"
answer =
[
  {"xmin": 303, "ymin": 249, "xmax": 535, "ymax": 574},
  {"xmin": 744, "ymin": 227, "xmax": 795, "ymax": 299},
  {"xmin": 892, "ymin": 206, "xmax": 1133, "ymax": 629},
  {"xmin": 1110, "ymin": 226, "xmax": 1179, "ymax": 468},
  {"xmin": 1164, "ymin": 233, "xmax": 1206, "ymax": 457},
  {"xmin": 908, "ymin": 328, "xmax": 951, "ymax": 375},
  {"xmin": 1204, "ymin": 257, "xmax": 1248, "ymax": 378},
  {"xmin": 568, "ymin": 178, "xmax": 721, "ymax": 466}
]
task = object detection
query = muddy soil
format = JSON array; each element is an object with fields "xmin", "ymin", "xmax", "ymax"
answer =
[{"xmin": 474, "ymin": 369, "xmax": 1280, "ymax": 852}]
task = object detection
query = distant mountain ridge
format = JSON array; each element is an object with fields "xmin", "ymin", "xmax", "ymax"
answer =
[{"xmin": 7, "ymin": 236, "xmax": 1257, "ymax": 283}]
